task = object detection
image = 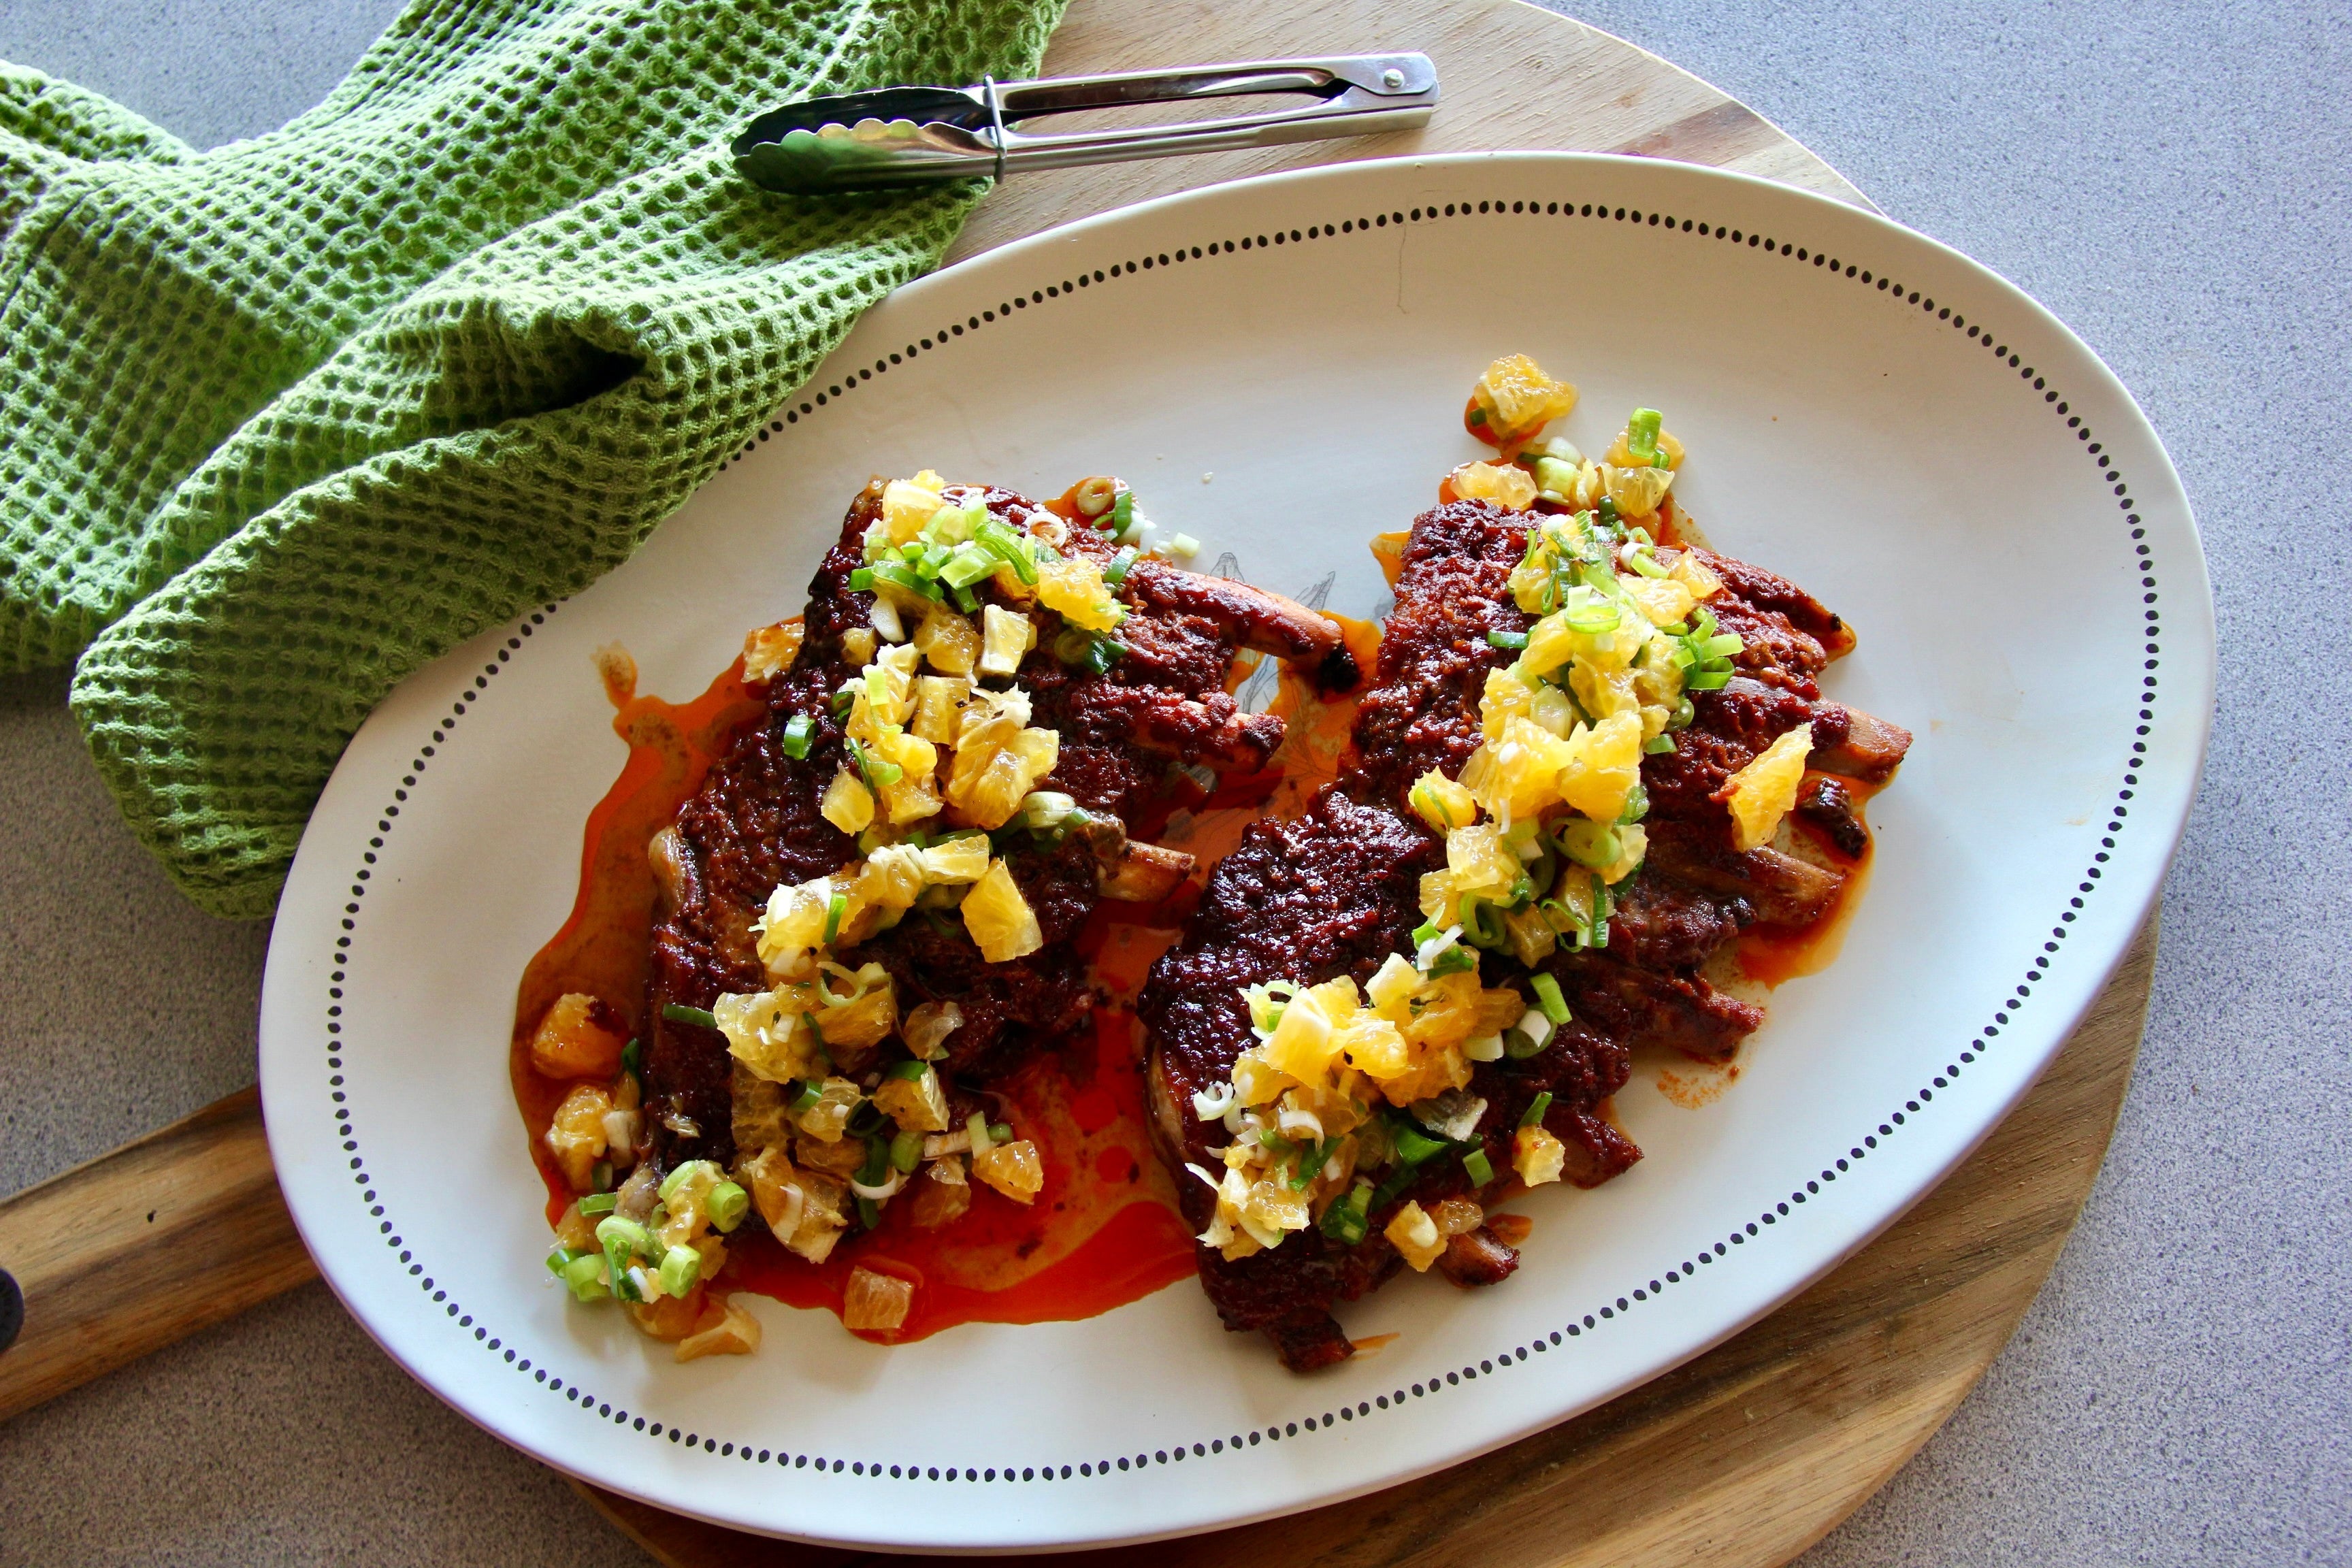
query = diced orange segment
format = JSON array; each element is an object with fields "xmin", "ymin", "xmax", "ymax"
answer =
[
  {"xmin": 1722, "ymin": 724, "xmax": 1814, "ymax": 851},
  {"xmin": 529, "ymin": 992, "xmax": 628, "ymax": 1080}
]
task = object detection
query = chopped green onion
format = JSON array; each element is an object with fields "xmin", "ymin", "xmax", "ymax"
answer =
[
  {"xmin": 560, "ymin": 1252, "xmax": 610, "ymax": 1301},
  {"xmin": 1627, "ymin": 546, "xmax": 1668, "ymax": 578},
  {"xmin": 1166, "ymin": 532, "xmax": 1201, "ymax": 559},
  {"xmin": 967, "ymin": 1112, "xmax": 995, "ymax": 1156},
  {"xmin": 889, "ymin": 1128, "xmax": 925, "ymax": 1174},
  {"xmin": 1596, "ymin": 495, "xmax": 1620, "ymax": 527},
  {"xmin": 821, "ymin": 892, "xmax": 847, "ymax": 945},
  {"xmin": 779, "ymin": 713, "xmax": 815, "ymax": 760},
  {"xmin": 1109, "ymin": 489, "xmax": 1135, "ymax": 535},
  {"xmin": 1686, "ymin": 668, "xmax": 1733, "ymax": 691},
  {"xmin": 1624, "ymin": 407, "xmax": 1663, "ymax": 464},
  {"xmin": 855, "ymin": 1134, "xmax": 891, "ymax": 1188},
  {"xmin": 1081, "ymin": 636, "xmax": 1122, "ymax": 676},
  {"xmin": 1463, "ymin": 1147, "xmax": 1496, "ymax": 1186},
  {"xmin": 659, "ymin": 1160, "xmax": 713, "ymax": 1202},
  {"xmin": 590, "ymin": 1160, "xmax": 612, "ymax": 1192},
  {"xmin": 1700, "ymin": 633, "xmax": 1744, "ymax": 659},
  {"xmin": 848, "ymin": 567, "xmax": 876, "ymax": 591},
  {"xmin": 1392, "ymin": 1122, "xmax": 1452, "ymax": 1167},
  {"xmin": 1617, "ymin": 782, "xmax": 1650, "ymax": 825},
  {"xmin": 1467, "ymin": 406, "xmax": 1489, "ymax": 427},
  {"xmin": 938, "ymin": 542, "xmax": 999, "ymax": 589},
  {"xmin": 1529, "ymin": 973, "xmax": 1570, "ymax": 1025},
  {"xmin": 950, "ymin": 583, "xmax": 980, "ymax": 614},
  {"xmin": 662, "ymin": 1002, "xmax": 716, "ymax": 1030},
  {"xmin": 973, "ymin": 519, "xmax": 1040, "ymax": 585},
  {"xmin": 916, "ymin": 542, "xmax": 954, "ymax": 578},
  {"xmin": 856, "ymin": 1197, "xmax": 882, "ymax": 1231},
  {"xmin": 1104, "ymin": 546, "xmax": 1139, "ymax": 587},
  {"xmin": 1319, "ymin": 1181, "xmax": 1373, "ymax": 1246},
  {"xmin": 1486, "ymin": 630, "xmax": 1529, "ymax": 651},
  {"xmin": 546, "ymin": 1247, "xmax": 580, "ymax": 1276},
  {"xmin": 620, "ymin": 1036, "xmax": 642, "ymax": 1074},
  {"xmin": 1644, "ymin": 734, "xmax": 1676, "ymax": 754},
  {"xmin": 1520, "ymin": 1090, "xmax": 1554, "ymax": 1128},
  {"xmin": 594, "ymin": 1214, "xmax": 652, "ymax": 1258},
  {"xmin": 1504, "ymin": 1026, "xmax": 1548, "ymax": 1060},
  {"xmin": 846, "ymin": 736, "xmax": 903, "ymax": 789},
  {"xmin": 870, "ymin": 561, "xmax": 943, "ymax": 602},
  {"xmin": 1289, "ymin": 1137, "xmax": 1339, "ymax": 1190},
  {"xmin": 1554, "ymin": 818, "xmax": 1622, "ymax": 870},
  {"xmin": 1426, "ymin": 945, "xmax": 1480, "ymax": 978},
  {"xmin": 706, "ymin": 1181, "xmax": 749, "ymax": 1232},
  {"xmin": 657, "ymin": 1244, "xmax": 701, "ymax": 1298},
  {"xmin": 988, "ymin": 1122, "xmax": 1013, "ymax": 1144},
  {"xmin": 885, "ymin": 1059, "xmax": 931, "ymax": 1081},
  {"xmin": 578, "ymin": 1191, "xmax": 619, "ymax": 1216}
]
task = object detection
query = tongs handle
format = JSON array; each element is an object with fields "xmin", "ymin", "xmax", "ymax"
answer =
[{"xmin": 734, "ymin": 53, "xmax": 1437, "ymax": 196}]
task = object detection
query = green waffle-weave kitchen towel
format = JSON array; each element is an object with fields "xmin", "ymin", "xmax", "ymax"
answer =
[{"xmin": 0, "ymin": 0, "xmax": 1065, "ymax": 918}]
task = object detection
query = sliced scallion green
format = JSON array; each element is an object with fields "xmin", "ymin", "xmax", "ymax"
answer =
[
  {"xmin": 821, "ymin": 892, "xmax": 847, "ymax": 945},
  {"xmin": 973, "ymin": 519, "xmax": 1039, "ymax": 585},
  {"xmin": 780, "ymin": 713, "xmax": 814, "ymax": 760},
  {"xmin": 847, "ymin": 736, "xmax": 904, "ymax": 789},
  {"xmin": 706, "ymin": 1181, "xmax": 749, "ymax": 1233},
  {"xmin": 620, "ymin": 1036, "xmax": 641, "ymax": 1075},
  {"xmin": 1104, "ymin": 546, "xmax": 1139, "ymax": 587},
  {"xmin": 578, "ymin": 1191, "xmax": 619, "ymax": 1216},
  {"xmin": 1486, "ymin": 629, "xmax": 1530, "ymax": 651},
  {"xmin": 1463, "ymin": 1147, "xmax": 1496, "ymax": 1186},
  {"xmin": 1110, "ymin": 489, "xmax": 1134, "ymax": 536},
  {"xmin": 870, "ymin": 561, "xmax": 942, "ymax": 602},
  {"xmin": 788, "ymin": 1080, "xmax": 823, "ymax": 1114},
  {"xmin": 657, "ymin": 1244, "xmax": 701, "ymax": 1298},
  {"xmin": 988, "ymin": 1122, "xmax": 1013, "ymax": 1144},
  {"xmin": 1644, "ymin": 734, "xmax": 1676, "ymax": 754},
  {"xmin": 1520, "ymin": 1090, "xmax": 1554, "ymax": 1128},
  {"xmin": 1624, "ymin": 407, "xmax": 1663, "ymax": 464},
  {"xmin": 561, "ymin": 1252, "xmax": 610, "ymax": 1302},
  {"xmin": 1529, "ymin": 973, "xmax": 1571, "ymax": 1026},
  {"xmin": 1426, "ymin": 945, "xmax": 1480, "ymax": 978},
  {"xmin": 885, "ymin": 1059, "xmax": 930, "ymax": 1081},
  {"xmin": 848, "ymin": 567, "xmax": 876, "ymax": 591},
  {"xmin": 889, "ymin": 1128, "xmax": 925, "ymax": 1174},
  {"xmin": 1393, "ymin": 1122, "xmax": 1451, "ymax": 1167},
  {"xmin": 1166, "ymin": 532, "xmax": 1201, "ymax": 559},
  {"xmin": 938, "ymin": 542, "xmax": 999, "ymax": 589},
  {"xmin": 662, "ymin": 1002, "xmax": 717, "ymax": 1030}
]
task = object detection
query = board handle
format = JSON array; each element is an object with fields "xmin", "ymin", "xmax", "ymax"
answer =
[{"xmin": 0, "ymin": 1085, "xmax": 316, "ymax": 1422}]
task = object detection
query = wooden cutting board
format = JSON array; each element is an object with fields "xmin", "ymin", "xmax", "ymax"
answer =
[{"xmin": 0, "ymin": 3, "xmax": 2157, "ymax": 1564}]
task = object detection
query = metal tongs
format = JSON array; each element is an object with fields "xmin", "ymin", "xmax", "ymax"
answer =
[{"xmin": 732, "ymin": 54, "xmax": 1438, "ymax": 195}]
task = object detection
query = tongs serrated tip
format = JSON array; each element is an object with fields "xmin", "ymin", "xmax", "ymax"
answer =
[{"xmin": 734, "ymin": 54, "xmax": 1438, "ymax": 196}]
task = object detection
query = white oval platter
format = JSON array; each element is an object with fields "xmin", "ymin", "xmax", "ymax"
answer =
[{"xmin": 260, "ymin": 153, "xmax": 2211, "ymax": 1552}]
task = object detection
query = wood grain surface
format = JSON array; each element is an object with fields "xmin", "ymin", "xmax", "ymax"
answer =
[
  {"xmin": 0, "ymin": 1085, "xmax": 312, "ymax": 1424},
  {"xmin": 0, "ymin": 5, "xmax": 2151, "ymax": 1565}
]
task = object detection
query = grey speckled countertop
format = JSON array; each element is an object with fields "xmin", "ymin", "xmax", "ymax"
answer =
[{"xmin": 1, "ymin": 3, "xmax": 2345, "ymax": 1563}]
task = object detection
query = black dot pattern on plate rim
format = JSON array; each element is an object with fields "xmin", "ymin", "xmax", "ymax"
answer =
[{"xmin": 326, "ymin": 195, "xmax": 2167, "ymax": 1480}]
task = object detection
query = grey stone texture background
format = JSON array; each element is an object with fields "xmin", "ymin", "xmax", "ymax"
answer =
[{"xmin": 0, "ymin": 1, "xmax": 2344, "ymax": 1563}]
